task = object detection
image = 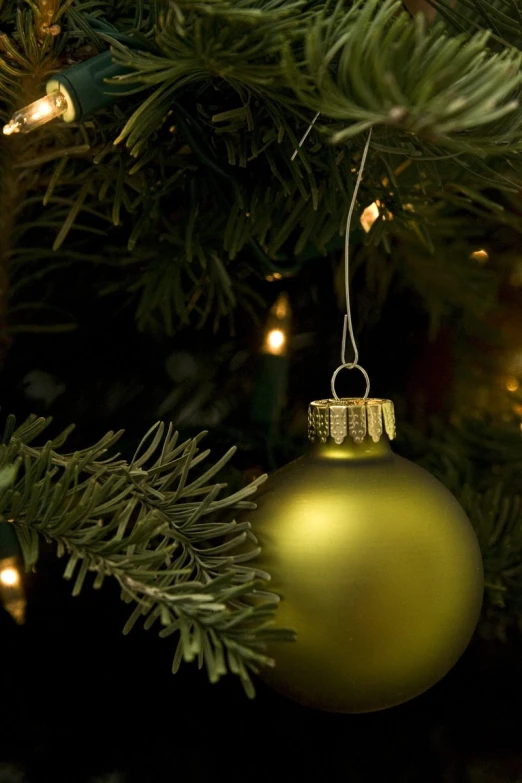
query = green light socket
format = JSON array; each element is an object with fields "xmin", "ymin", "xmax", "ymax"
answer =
[{"xmin": 46, "ymin": 50, "xmax": 136, "ymax": 123}]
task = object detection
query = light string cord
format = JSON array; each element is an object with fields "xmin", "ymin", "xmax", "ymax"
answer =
[{"xmin": 292, "ymin": 118, "xmax": 373, "ymax": 399}]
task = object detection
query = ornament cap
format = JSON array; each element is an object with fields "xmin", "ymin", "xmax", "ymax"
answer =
[{"xmin": 308, "ymin": 398, "xmax": 396, "ymax": 445}]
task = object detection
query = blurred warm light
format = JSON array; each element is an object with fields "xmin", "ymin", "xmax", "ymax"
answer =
[
  {"xmin": 0, "ymin": 557, "xmax": 25, "ymax": 624},
  {"xmin": 267, "ymin": 329, "xmax": 285, "ymax": 353},
  {"xmin": 470, "ymin": 249, "xmax": 489, "ymax": 264},
  {"xmin": 360, "ymin": 201, "xmax": 381, "ymax": 233},
  {"xmin": 273, "ymin": 295, "xmax": 289, "ymax": 319},
  {"xmin": 262, "ymin": 293, "xmax": 291, "ymax": 356},
  {"xmin": 506, "ymin": 377, "xmax": 519, "ymax": 392},
  {"xmin": 0, "ymin": 566, "xmax": 19, "ymax": 587}
]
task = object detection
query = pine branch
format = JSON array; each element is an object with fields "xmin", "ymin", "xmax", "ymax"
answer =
[
  {"xmin": 111, "ymin": 0, "xmax": 522, "ymax": 155},
  {"xmin": 4, "ymin": 1, "xmax": 522, "ymax": 334},
  {"xmin": 281, "ymin": 0, "xmax": 522, "ymax": 150},
  {"xmin": 0, "ymin": 414, "xmax": 294, "ymax": 697}
]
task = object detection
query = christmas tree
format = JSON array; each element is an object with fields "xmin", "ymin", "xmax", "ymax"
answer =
[{"xmin": 2, "ymin": 1, "xmax": 522, "ymax": 780}]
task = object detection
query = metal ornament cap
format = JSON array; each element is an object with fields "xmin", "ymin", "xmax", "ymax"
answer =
[{"xmin": 308, "ymin": 398, "xmax": 396, "ymax": 445}]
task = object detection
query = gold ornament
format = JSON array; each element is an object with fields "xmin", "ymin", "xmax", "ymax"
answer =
[{"xmin": 252, "ymin": 398, "xmax": 483, "ymax": 713}]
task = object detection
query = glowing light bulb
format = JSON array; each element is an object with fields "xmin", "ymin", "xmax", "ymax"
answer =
[
  {"xmin": 0, "ymin": 566, "xmax": 19, "ymax": 587},
  {"xmin": 3, "ymin": 91, "xmax": 67, "ymax": 135},
  {"xmin": 261, "ymin": 293, "xmax": 291, "ymax": 356},
  {"xmin": 506, "ymin": 377, "xmax": 519, "ymax": 393},
  {"xmin": 267, "ymin": 329, "xmax": 285, "ymax": 352},
  {"xmin": 0, "ymin": 557, "xmax": 26, "ymax": 624}
]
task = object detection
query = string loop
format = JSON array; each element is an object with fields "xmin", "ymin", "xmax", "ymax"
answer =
[{"xmin": 331, "ymin": 363, "xmax": 370, "ymax": 400}]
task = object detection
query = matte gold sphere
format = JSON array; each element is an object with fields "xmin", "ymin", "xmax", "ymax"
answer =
[{"xmin": 253, "ymin": 437, "xmax": 483, "ymax": 713}]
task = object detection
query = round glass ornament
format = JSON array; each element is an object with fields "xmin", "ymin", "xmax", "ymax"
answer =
[{"xmin": 252, "ymin": 398, "xmax": 484, "ymax": 713}]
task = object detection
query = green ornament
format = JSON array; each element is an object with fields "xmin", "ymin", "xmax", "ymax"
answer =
[{"xmin": 251, "ymin": 398, "xmax": 483, "ymax": 713}]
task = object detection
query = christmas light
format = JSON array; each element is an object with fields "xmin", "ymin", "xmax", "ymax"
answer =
[
  {"xmin": 251, "ymin": 292, "xmax": 292, "ymax": 427},
  {"xmin": 0, "ymin": 566, "xmax": 19, "ymax": 587},
  {"xmin": 3, "ymin": 91, "xmax": 67, "ymax": 135},
  {"xmin": 261, "ymin": 293, "xmax": 291, "ymax": 356},
  {"xmin": 266, "ymin": 329, "xmax": 285, "ymax": 353},
  {"xmin": 3, "ymin": 50, "xmax": 136, "ymax": 136},
  {"xmin": 0, "ymin": 556, "xmax": 25, "ymax": 625}
]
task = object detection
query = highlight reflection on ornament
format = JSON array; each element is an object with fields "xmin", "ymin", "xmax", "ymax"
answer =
[{"xmin": 251, "ymin": 398, "xmax": 483, "ymax": 713}]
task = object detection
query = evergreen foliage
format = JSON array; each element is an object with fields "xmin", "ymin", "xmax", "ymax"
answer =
[
  {"xmin": 2, "ymin": 0, "xmax": 522, "ymax": 335},
  {"xmin": 0, "ymin": 414, "xmax": 294, "ymax": 696}
]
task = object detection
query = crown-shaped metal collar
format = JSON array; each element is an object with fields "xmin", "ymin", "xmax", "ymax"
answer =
[{"xmin": 308, "ymin": 398, "xmax": 396, "ymax": 445}]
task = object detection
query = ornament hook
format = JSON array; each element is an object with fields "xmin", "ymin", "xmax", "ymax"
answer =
[
  {"xmin": 292, "ymin": 118, "xmax": 374, "ymax": 404},
  {"xmin": 330, "ymin": 129, "xmax": 372, "ymax": 402},
  {"xmin": 331, "ymin": 363, "xmax": 370, "ymax": 400}
]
